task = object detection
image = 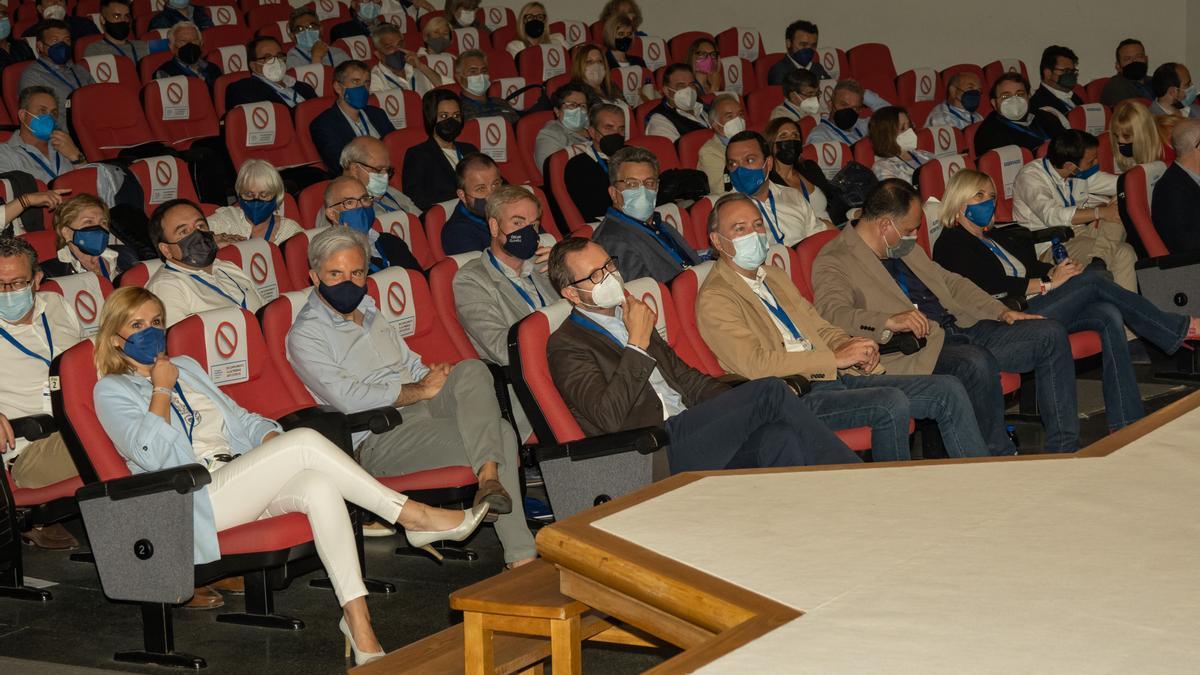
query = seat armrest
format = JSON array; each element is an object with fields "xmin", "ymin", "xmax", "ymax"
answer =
[
  {"xmin": 76, "ymin": 464, "xmax": 211, "ymax": 502},
  {"xmin": 1030, "ymin": 225, "xmax": 1075, "ymax": 244},
  {"xmin": 9, "ymin": 414, "xmax": 56, "ymax": 442},
  {"xmin": 534, "ymin": 426, "xmax": 669, "ymax": 463},
  {"xmin": 279, "ymin": 405, "xmax": 355, "ymax": 449},
  {"xmin": 1135, "ymin": 250, "xmax": 1200, "ymax": 271},
  {"xmin": 716, "ymin": 374, "xmax": 749, "ymax": 387},
  {"xmin": 345, "ymin": 407, "xmax": 403, "ymax": 434}
]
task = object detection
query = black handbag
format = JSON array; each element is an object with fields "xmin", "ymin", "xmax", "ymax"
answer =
[{"xmin": 827, "ymin": 161, "xmax": 879, "ymax": 212}]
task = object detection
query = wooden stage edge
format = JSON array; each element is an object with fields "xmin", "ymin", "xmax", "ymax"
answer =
[{"xmin": 536, "ymin": 389, "xmax": 1200, "ymax": 673}]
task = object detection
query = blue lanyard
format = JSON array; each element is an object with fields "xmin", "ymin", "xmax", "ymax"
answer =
[
  {"xmin": 380, "ymin": 69, "xmax": 414, "ymax": 90},
  {"xmin": 37, "ymin": 59, "xmax": 81, "ymax": 91},
  {"xmin": 819, "ymin": 118, "xmax": 854, "ymax": 144},
  {"xmin": 782, "ymin": 100, "xmax": 801, "ymax": 119},
  {"xmin": 73, "ymin": 248, "xmax": 111, "ymax": 280},
  {"xmin": 262, "ymin": 215, "xmax": 276, "ymax": 242},
  {"xmin": 1043, "ymin": 159, "xmax": 1076, "ymax": 207},
  {"xmin": 21, "ymin": 147, "xmax": 61, "ymax": 178},
  {"xmin": 591, "ymin": 147, "xmax": 608, "ymax": 173},
  {"xmin": 946, "ymin": 103, "xmax": 971, "ymax": 125},
  {"xmin": 980, "ymin": 236, "xmax": 1020, "ymax": 277},
  {"xmin": 797, "ymin": 176, "xmax": 809, "ymax": 201},
  {"xmin": 569, "ymin": 312, "xmax": 625, "ymax": 349},
  {"xmin": 487, "ymin": 250, "xmax": 544, "ymax": 310},
  {"xmin": 264, "ymin": 77, "xmax": 298, "ymax": 106},
  {"xmin": 607, "ymin": 207, "xmax": 688, "ymax": 266},
  {"xmin": 376, "ymin": 193, "xmax": 400, "ymax": 213},
  {"xmin": 0, "ymin": 314, "xmax": 53, "ymax": 366},
  {"xmin": 369, "ymin": 237, "xmax": 390, "ymax": 273},
  {"xmin": 1000, "ymin": 116, "xmax": 1047, "ymax": 141},
  {"xmin": 757, "ymin": 280, "xmax": 801, "ymax": 339},
  {"xmin": 295, "ymin": 48, "xmax": 334, "ymax": 67},
  {"xmin": 353, "ymin": 111, "xmax": 370, "ymax": 136},
  {"xmin": 170, "ymin": 383, "xmax": 196, "ymax": 445},
  {"xmin": 164, "ymin": 263, "xmax": 248, "ymax": 308},
  {"xmin": 456, "ymin": 201, "xmax": 487, "ymax": 226},
  {"xmin": 755, "ymin": 191, "xmax": 784, "ymax": 244},
  {"xmin": 176, "ymin": 59, "xmax": 202, "ymax": 79},
  {"xmin": 895, "ymin": 266, "xmax": 910, "ymax": 298},
  {"xmin": 103, "ymin": 38, "xmax": 138, "ymax": 61}
]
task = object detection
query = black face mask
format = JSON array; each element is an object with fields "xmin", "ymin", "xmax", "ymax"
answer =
[
  {"xmin": 170, "ymin": 228, "xmax": 217, "ymax": 268},
  {"xmin": 467, "ymin": 196, "xmax": 487, "ymax": 216},
  {"xmin": 318, "ymin": 280, "xmax": 367, "ymax": 315},
  {"xmin": 177, "ymin": 42, "xmax": 202, "ymax": 66},
  {"xmin": 1118, "ymin": 142, "xmax": 1134, "ymax": 158},
  {"xmin": 831, "ymin": 107, "xmax": 859, "ymax": 131},
  {"xmin": 1057, "ymin": 71, "xmax": 1078, "ymax": 89},
  {"xmin": 614, "ymin": 36, "xmax": 633, "ymax": 52},
  {"xmin": 774, "ymin": 139, "xmax": 801, "ymax": 166},
  {"xmin": 1121, "ymin": 60, "xmax": 1148, "ymax": 82},
  {"xmin": 104, "ymin": 20, "xmax": 131, "ymax": 41},
  {"xmin": 502, "ymin": 224, "xmax": 539, "ymax": 259},
  {"xmin": 434, "ymin": 117, "xmax": 463, "ymax": 141},
  {"xmin": 597, "ymin": 132, "xmax": 624, "ymax": 156},
  {"xmin": 524, "ymin": 19, "xmax": 545, "ymax": 39}
]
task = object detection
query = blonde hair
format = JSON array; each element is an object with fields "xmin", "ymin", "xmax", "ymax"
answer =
[
  {"xmin": 1110, "ymin": 99, "xmax": 1163, "ymax": 172},
  {"xmin": 569, "ymin": 43, "xmax": 616, "ymax": 99},
  {"xmin": 938, "ymin": 169, "xmax": 995, "ymax": 229},
  {"xmin": 53, "ymin": 194, "xmax": 108, "ymax": 248},
  {"xmin": 94, "ymin": 287, "xmax": 166, "ymax": 377},
  {"xmin": 515, "ymin": 2, "xmax": 549, "ymax": 46},
  {"xmin": 235, "ymin": 159, "xmax": 285, "ymax": 206},
  {"xmin": 602, "ymin": 14, "xmax": 635, "ymax": 51},
  {"xmin": 598, "ymin": 0, "xmax": 641, "ymax": 30},
  {"xmin": 485, "ymin": 184, "xmax": 540, "ymax": 222},
  {"xmin": 422, "ymin": 16, "xmax": 449, "ymax": 41}
]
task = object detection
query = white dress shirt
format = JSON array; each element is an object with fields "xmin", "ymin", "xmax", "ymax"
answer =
[
  {"xmin": 754, "ymin": 181, "xmax": 824, "ymax": 247},
  {"xmin": 146, "ymin": 259, "xmax": 265, "ymax": 327},
  {"xmin": 370, "ymin": 61, "xmax": 436, "ymax": 95},
  {"xmin": 1012, "ymin": 158, "xmax": 1119, "ymax": 256},
  {"xmin": 924, "ymin": 101, "xmax": 982, "ymax": 130}
]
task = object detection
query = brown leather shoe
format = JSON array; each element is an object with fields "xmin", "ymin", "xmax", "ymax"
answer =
[
  {"xmin": 472, "ymin": 478, "xmax": 512, "ymax": 521},
  {"xmin": 209, "ymin": 576, "xmax": 245, "ymax": 594},
  {"xmin": 21, "ymin": 523, "xmax": 79, "ymax": 551},
  {"xmin": 182, "ymin": 586, "xmax": 225, "ymax": 610}
]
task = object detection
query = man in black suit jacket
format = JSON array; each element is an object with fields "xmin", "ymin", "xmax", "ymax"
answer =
[
  {"xmin": 22, "ymin": 0, "xmax": 100, "ymax": 42},
  {"xmin": 564, "ymin": 103, "xmax": 624, "ymax": 223},
  {"xmin": 153, "ymin": 22, "xmax": 220, "ymax": 91},
  {"xmin": 310, "ymin": 59, "xmax": 395, "ymax": 174},
  {"xmin": 1151, "ymin": 119, "xmax": 1200, "ymax": 254},
  {"xmin": 224, "ymin": 36, "xmax": 317, "ymax": 114},
  {"xmin": 329, "ymin": 0, "xmax": 384, "ymax": 43}
]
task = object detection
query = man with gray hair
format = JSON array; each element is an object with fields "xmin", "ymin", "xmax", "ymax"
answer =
[
  {"xmin": 369, "ymin": 23, "xmax": 442, "ymax": 95},
  {"xmin": 319, "ymin": 175, "xmax": 421, "ymax": 271},
  {"xmin": 455, "ymin": 49, "xmax": 519, "ymax": 124},
  {"xmin": 340, "ymin": 137, "xmax": 420, "ymax": 217},
  {"xmin": 563, "ymin": 102, "xmax": 626, "ymax": 222},
  {"xmin": 697, "ymin": 94, "xmax": 745, "ymax": 194},
  {"xmin": 286, "ymin": 226, "xmax": 537, "ymax": 568},
  {"xmin": 804, "ymin": 79, "xmax": 870, "ymax": 147},
  {"xmin": 592, "ymin": 146, "xmax": 700, "ymax": 283},
  {"xmin": 153, "ymin": 21, "xmax": 221, "ymax": 89},
  {"xmin": 1151, "ymin": 118, "xmax": 1200, "ymax": 252}
]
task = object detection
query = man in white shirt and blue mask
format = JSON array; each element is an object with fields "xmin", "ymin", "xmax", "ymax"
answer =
[
  {"xmin": 804, "ymin": 79, "xmax": 870, "ymax": 146},
  {"xmin": 925, "ymin": 72, "xmax": 984, "ymax": 130}
]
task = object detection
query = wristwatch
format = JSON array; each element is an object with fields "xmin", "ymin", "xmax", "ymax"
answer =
[{"xmin": 879, "ymin": 329, "xmax": 894, "ymax": 344}]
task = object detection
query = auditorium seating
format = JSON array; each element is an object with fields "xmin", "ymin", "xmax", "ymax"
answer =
[
  {"xmin": 460, "ymin": 117, "xmax": 533, "ymax": 185},
  {"xmin": 214, "ymin": 238, "xmax": 293, "ymax": 303},
  {"xmin": 917, "ymin": 154, "xmax": 977, "ymax": 202},
  {"xmin": 141, "ymin": 76, "xmax": 221, "ymax": 151},
  {"xmin": 977, "ymin": 145, "xmax": 1033, "ymax": 222},
  {"xmin": 70, "ymin": 83, "xmax": 165, "ymax": 160},
  {"xmin": 128, "ymin": 156, "xmax": 202, "ymax": 216},
  {"xmin": 224, "ymin": 102, "xmax": 315, "ymax": 171}
]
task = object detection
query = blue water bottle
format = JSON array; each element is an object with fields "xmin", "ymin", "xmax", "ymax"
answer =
[{"xmin": 1051, "ymin": 238, "xmax": 1069, "ymax": 264}]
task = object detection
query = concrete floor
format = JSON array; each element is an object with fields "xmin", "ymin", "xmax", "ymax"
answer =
[{"xmin": 0, "ymin": 360, "xmax": 1193, "ymax": 674}]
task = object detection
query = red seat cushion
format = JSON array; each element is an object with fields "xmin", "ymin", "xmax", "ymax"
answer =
[
  {"xmin": 217, "ymin": 512, "xmax": 313, "ymax": 556},
  {"xmin": 377, "ymin": 465, "xmax": 478, "ymax": 493},
  {"xmin": 836, "ymin": 427, "xmax": 872, "ymax": 452},
  {"xmin": 1069, "ymin": 331, "xmax": 1102, "ymax": 359},
  {"xmin": 13, "ymin": 475, "xmax": 83, "ymax": 508}
]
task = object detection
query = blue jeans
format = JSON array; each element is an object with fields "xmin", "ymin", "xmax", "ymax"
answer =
[
  {"xmin": 807, "ymin": 374, "xmax": 988, "ymax": 461},
  {"xmin": 934, "ymin": 319, "xmax": 1078, "ymax": 454},
  {"xmin": 1027, "ymin": 271, "xmax": 1189, "ymax": 430}
]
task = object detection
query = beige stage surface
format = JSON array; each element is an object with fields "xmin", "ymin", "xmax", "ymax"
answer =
[{"xmin": 537, "ymin": 393, "xmax": 1200, "ymax": 673}]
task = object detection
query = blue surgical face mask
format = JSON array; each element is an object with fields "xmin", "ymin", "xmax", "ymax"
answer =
[
  {"xmin": 0, "ymin": 286, "xmax": 34, "ymax": 322},
  {"xmin": 963, "ymin": 198, "xmax": 996, "ymax": 228},
  {"xmin": 357, "ymin": 1, "xmax": 381, "ymax": 21},
  {"xmin": 791, "ymin": 47, "xmax": 814, "ymax": 66},
  {"xmin": 620, "ymin": 187, "xmax": 656, "ymax": 222},
  {"xmin": 338, "ymin": 205, "xmax": 374, "ymax": 233},
  {"xmin": 960, "ymin": 89, "xmax": 982, "ymax": 112},
  {"xmin": 46, "ymin": 41, "xmax": 71, "ymax": 65},
  {"xmin": 167, "ymin": 0, "xmax": 189, "ymax": 8},
  {"xmin": 343, "ymin": 84, "xmax": 369, "ymax": 109},
  {"xmin": 24, "ymin": 112, "xmax": 56, "ymax": 141},
  {"xmin": 729, "ymin": 166, "xmax": 767, "ymax": 196},
  {"xmin": 562, "ymin": 106, "xmax": 586, "ymax": 131},
  {"xmin": 1182, "ymin": 85, "xmax": 1198, "ymax": 107},
  {"xmin": 239, "ymin": 197, "xmax": 276, "ymax": 225},
  {"xmin": 120, "ymin": 326, "xmax": 167, "ymax": 365},
  {"xmin": 295, "ymin": 27, "xmax": 320, "ymax": 52},
  {"xmin": 724, "ymin": 231, "xmax": 769, "ymax": 270},
  {"xmin": 1074, "ymin": 163, "xmax": 1100, "ymax": 180},
  {"xmin": 72, "ymin": 226, "xmax": 110, "ymax": 256},
  {"xmin": 0, "ymin": 18, "xmax": 12, "ymax": 42}
]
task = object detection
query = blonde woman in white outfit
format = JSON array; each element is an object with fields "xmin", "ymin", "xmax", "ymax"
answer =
[
  {"xmin": 92, "ymin": 287, "xmax": 489, "ymax": 666},
  {"xmin": 206, "ymin": 160, "xmax": 303, "ymax": 245}
]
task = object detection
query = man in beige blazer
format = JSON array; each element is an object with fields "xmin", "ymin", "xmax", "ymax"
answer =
[
  {"xmin": 812, "ymin": 179, "xmax": 1079, "ymax": 454},
  {"xmin": 696, "ymin": 193, "xmax": 988, "ymax": 461}
]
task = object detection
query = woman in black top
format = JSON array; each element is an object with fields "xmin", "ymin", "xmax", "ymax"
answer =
[
  {"xmin": 932, "ymin": 169, "xmax": 1199, "ymax": 431},
  {"xmin": 402, "ymin": 90, "xmax": 478, "ymax": 212}
]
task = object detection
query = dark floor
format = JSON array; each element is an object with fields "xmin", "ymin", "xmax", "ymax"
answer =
[{"xmin": 1, "ymin": 359, "xmax": 1194, "ymax": 674}]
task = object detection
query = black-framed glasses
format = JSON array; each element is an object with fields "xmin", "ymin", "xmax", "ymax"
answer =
[
  {"xmin": 613, "ymin": 177, "xmax": 658, "ymax": 190},
  {"xmin": 327, "ymin": 195, "xmax": 375, "ymax": 210},
  {"xmin": 570, "ymin": 257, "xmax": 619, "ymax": 286},
  {"xmin": 355, "ymin": 161, "xmax": 394, "ymax": 177}
]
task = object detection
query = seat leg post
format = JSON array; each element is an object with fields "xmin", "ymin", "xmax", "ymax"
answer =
[
  {"xmin": 112, "ymin": 602, "xmax": 206, "ymax": 670},
  {"xmin": 215, "ymin": 569, "xmax": 304, "ymax": 631}
]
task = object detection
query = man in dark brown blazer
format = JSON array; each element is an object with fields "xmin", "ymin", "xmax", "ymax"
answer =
[{"xmin": 544, "ymin": 237, "xmax": 861, "ymax": 474}]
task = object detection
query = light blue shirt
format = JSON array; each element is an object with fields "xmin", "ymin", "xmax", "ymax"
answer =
[
  {"xmin": 93, "ymin": 356, "xmax": 282, "ymax": 565},
  {"xmin": 577, "ymin": 307, "xmax": 687, "ymax": 419},
  {"xmin": 805, "ymin": 116, "xmax": 870, "ymax": 147},
  {"xmin": 286, "ymin": 289, "xmax": 429, "ymax": 446}
]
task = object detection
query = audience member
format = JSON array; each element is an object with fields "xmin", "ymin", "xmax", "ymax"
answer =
[
  {"xmin": 972, "ymin": 72, "xmax": 1049, "ymax": 156},
  {"xmin": 934, "ymin": 168, "xmax": 1200, "ymax": 431},
  {"xmin": 25, "ymin": 0, "xmax": 99, "ymax": 41},
  {"xmin": 403, "ymin": 89, "xmax": 478, "ymax": 211},
  {"xmin": 442, "ymin": 153, "xmax": 503, "ymax": 256},
  {"xmin": 0, "ymin": 87, "xmax": 86, "ymax": 182},
  {"xmin": 311, "ymin": 60, "xmax": 396, "ymax": 173},
  {"xmin": 95, "ymin": 284, "xmax": 488, "ymax": 655},
  {"xmin": 870, "ymin": 106, "xmax": 933, "ymax": 185},
  {"xmin": 696, "ymin": 193, "xmax": 988, "ymax": 460},
  {"xmin": 1150, "ymin": 119, "xmax": 1200, "ymax": 253},
  {"xmin": 1150, "ymin": 62, "xmax": 1199, "ymax": 118},
  {"xmin": 924, "ymin": 71, "xmax": 983, "ymax": 130},
  {"xmin": 455, "ymin": 49, "xmax": 519, "ymax": 124},
  {"xmin": 286, "ymin": 7, "xmax": 348, "ymax": 70},
  {"xmin": 0, "ymin": 236, "xmax": 83, "ymax": 550},
  {"xmin": 319, "ymin": 176, "xmax": 421, "ymax": 271},
  {"xmin": 1012, "ymin": 130, "xmax": 1135, "ymax": 291},
  {"xmin": 1100, "ymin": 38, "xmax": 1152, "ymax": 106},
  {"xmin": 446, "ymin": 0, "xmax": 487, "ymax": 33},
  {"xmin": 598, "ymin": 0, "xmax": 643, "ymax": 35},
  {"xmin": 506, "ymin": 2, "xmax": 561, "ymax": 58},
  {"xmin": 570, "ymin": 43, "xmax": 626, "ymax": 104},
  {"xmin": 602, "ymin": 14, "xmax": 645, "ymax": 71},
  {"xmin": 770, "ymin": 68, "xmax": 821, "ymax": 122},
  {"xmin": 154, "ymin": 21, "xmax": 220, "ymax": 91},
  {"xmin": 420, "ymin": 16, "xmax": 452, "ymax": 55},
  {"xmin": 148, "ymin": 0, "xmax": 211, "ymax": 30},
  {"xmin": 330, "ymin": 0, "xmax": 385, "ymax": 43},
  {"xmin": 644, "ymin": 63, "xmax": 707, "ymax": 142},
  {"xmin": 764, "ymin": 117, "xmax": 834, "ymax": 224},
  {"xmin": 546, "ymin": 236, "xmax": 861, "ymax": 472},
  {"xmin": 534, "ymin": 83, "xmax": 590, "ymax": 172},
  {"xmin": 812, "ymin": 179, "xmax": 1078, "ymax": 455},
  {"xmin": 224, "ymin": 36, "xmax": 318, "ymax": 113},
  {"xmin": 286, "ymin": 226, "xmax": 534, "ymax": 568},
  {"xmin": 687, "ymin": 37, "xmax": 723, "ymax": 95},
  {"xmin": 1110, "ymin": 99, "xmax": 1163, "ymax": 172},
  {"xmin": 340, "ymin": 136, "xmax": 420, "ymax": 217},
  {"xmin": 19, "ymin": 20, "xmax": 94, "ymax": 129},
  {"xmin": 593, "ymin": 146, "xmax": 699, "ymax": 283},
  {"xmin": 563, "ymin": 102, "xmax": 625, "ymax": 223},
  {"xmin": 42, "ymin": 194, "xmax": 137, "ymax": 279},
  {"xmin": 206, "ymin": 159, "xmax": 303, "ymax": 246},
  {"xmin": 727, "ymin": 130, "xmax": 828, "ymax": 245},
  {"xmin": 767, "ymin": 19, "xmax": 826, "ymax": 85},
  {"xmin": 0, "ymin": 5, "xmax": 34, "ymax": 71},
  {"xmin": 85, "ymin": 0, "xmax": 147, "ymax": 62},
  {"xmin": 1029, "ymin": 45, "xmax": 1083, "ymax": 124},
  {"xmin": 804, "ymin": 79, "xmax": 869, "ymax": 146},
  {"xmin": 369, "ymin": 23, "xmax": 440, "ymax": 94},
  {"xmin": 697, "ymin": 94, "xmax": 745, "ymax": 194}
]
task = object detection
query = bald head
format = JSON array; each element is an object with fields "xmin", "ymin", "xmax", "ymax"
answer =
[
  {"xmin": 323, "ymin": 175, "xmax": 371, "ymax": 226},
  {"xmin": 1172, "ymin": 118, "xmax": 1200, "ymax": 159}
]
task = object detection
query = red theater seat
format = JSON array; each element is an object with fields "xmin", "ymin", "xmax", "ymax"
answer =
[
  {"xmin": 977, "ymin": 145, "xmax": 1033, "ymax": 222},
  {"xmin": 70, "ymin": 83, "xmax": 165, "ymax": 160},
  {"xmin": 128, "ymin": 156, "xmax": 202, "ymax": 216},
  {"xmin": 847, "ymin": 42, "xmax": 898, "ymax": 102},
  {"xmin": 224, "ymin": 101, "xmax": 315, "ymax": 171},
  {"xmin": 141, "ymin": 76, "xmax": 221, "ymax": 150}
]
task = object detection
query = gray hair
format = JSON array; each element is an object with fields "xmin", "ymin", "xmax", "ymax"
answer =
[
  {"xmin": 370, "ymin": 23, "xmax": 402, "ymax": 49},
  {"xmin": 18, "ymin": 85, "xmax": 57, "ymax": 112},
  {"xmin": 0, "ymin": 236, "xmax": 38, "ymax": 277},
  {"xmin": 832, "ymin": 78, "xmax": 864, "ymax": 98},
  {"xmin": 307, "ymin": 226, "xmax": 372, "ymax": 273},
  {"xmin": 167, "ymin": 21, "xmax": 201, "ymax": 46},
  {"xmin": 1171, "ymin": 118, "xmax": 1200, "ymax": 157},
  {"xmin": 234, "ymin": 159, "xmax": 284, "ymax": 206},
  {"xmin": 485, "ymin": 184, "xmax": 540, "ymax": 222},
  {"xmin": 454, "ymin": 48, "xmax": 487, "ymax": 76},
  {"xmin": 707, "ymin": 192, "xmax": 754, "ymax": 234},
  {"xmin": 608, "ymin": 145, "xmax": 658, "ymax": 185},
  {"xmin": 588, "ymin": 102, "xmax": 623, "ymax": 129},
  {"xmin": 339, "ymin": 137, "xmax": 374, "ymax": 170}
]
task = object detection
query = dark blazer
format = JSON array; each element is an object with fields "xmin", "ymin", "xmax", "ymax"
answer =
[
  {"xmin": 592, "ymin": 208, "xmax": 700, "ymax": 284},
  {"xmin": 309, "ymin": 104, "xmax": 395, "ymax": 173},
  {"xmin": 155, "ymin": 58, "xmax": 221, "ymax": 91},
  {"xmin": 1030, "ymin": 83, "xmax": 1084, "ymax": 117},
  {"xmin": 932, "ymin": 225, "xmax": 1051, "ymax": 300},
  {"xmin": 401, "ymin": 137, "xmax": 478, "ymax": 212},
  {"xmin": 766, "ymin": 55, "xmax": 829, "ymax": 86},
  {"xmin": 22, "ymin": 17, "xmax": 99, "ymax": 42},
  {"xmin": 0, "ymin": 39, "xmax": 33, "ymax": 71},
  {"xmin": 972, "ymin": 111, "xmax": 1050, "ymax": 157},
  {"xmin": 563, "ymin": 151, "xmax": 611, "ymax": 223},
  {"xmin": 1149, "ymin": 162, "xmax": 1200, "ymax": 254},
  {"xmin": 329, "ymin": 18, "xmax": 372, "ymax": 43},
  {"xmin": 40, "ymin": 244, "xmax": 139, "ymax": 280},
  {"xmin": 440, "ymin": 201, "xmax": 489, "ymax": 256},
  {"xmin": 224, "ymin": 75, "xmax": 317, "ymax": 113},
  {"xmin": 547, "ymin": 308, "xmax": 729, "ymax": 438},
  {"xmin": 148, "ymin": 5, "xmax": 213, "ymax": 30},
  {"xmin": 372, "ymin": 231, "xmax": 422, "ymax": 273}
]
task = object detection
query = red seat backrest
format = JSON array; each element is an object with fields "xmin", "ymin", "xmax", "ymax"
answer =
[
  {"xmin": 623, "ymin": 276, "xmax": 705, "ymax": 371},
  {"xmin": 213, "ymin": 71, "xmax": 252, "ymax": 114},
  {"xmin": 852, "ymin": 137, "xmax": 875, "ymax": 168},
  {"xmin": 516, "ymin": 42, "xmax": 569, "ymax": 85},
  {"xmin": 964, "ymin": 121, "xmax": 983, "ymax": 160},
  {"xmin": 141, "ymin": 76, "xmax": 220, "ymax": 151},
  {"xmin": 3, "ymin": 61, "xmax": 31, "ymax": 121},
  {"xmin": 79, "ymin": 53, "xmax": 139, "ymax": 89},
  {"xmin": 1098, "ymin": 132, "xmax": 1116, "ymax": 173},
  {"xmin": 983, "ymin": 59, "xmax": 1029, "ymax": 93},
  {"xmin": 919, "ymin": 124, "xmax": 966, "ymax": 157},
  {"xmin": 794, "ymin": 229, "xmax": 840, "ymax": 299},
  {"xmin": 421, "ymin": 199, "xmax": 457, "ymax": 263},
  {"xmin": 801, "ymin": 141, "xmax": 851, "ymax": 175},
  {"xmin": 677, "ymin": 129, "xmax": 715, "ymax": 172},
  {"xmin": 293, "ymin": 96, "xmax": 334, "ymax": 167},
  {"xmin": 718, "ymin": 56, "xmax": 757, "ymax": 96},
  {"xmin": 202, "ymin": 24, "xmax": 251, "ymax": 51},
  {"xmin": 715, "ymin": 27, "xmax": 765, "ymax": 62},
  {"xmin": 224, "ymin": 101, "xmax": 312, "ymax": 171},
  {"xmin": 459, "ymin": 116, "xmax": 531, "ymax": 184},
  {"xmin": 977, "ymin": 145, "xmax": 1032, "ymax": 221},
  {"xmin": 116, "ymin": 260, "xmax": 164, "ymax": 288},
  {"xmin": 906, "ymin": 100, "xmax": 937, "ymax": 128},
  {"xmin": 383, "ymin": 126, "xmax": 427, "ymax": 187},
  {"xmin": 289, "ymin": 64, "xmax": 333, "ymax": 98},
  {"xmin": 39, "ymin": 272, "xmax": 115, "ymax": 339},
  {"xmin": 1084, "ymin": 77, "xmax": 1110, "ymax": 105},
  {"xmin": 510, "ymin": 301, "xmax": 581, "ymax": 443},
  {"xmin": 514, "ymin": 110, "xmax": 555, "ymax": 183},
  {"xmin": 548, "ymin": 19, "xmax": 588, "ymax": 50},
  {"xmin": 626, "ymin": 134, "xmax": 680, "ymax": 171},
  {"xmin": 428, "ymin": 253, "xmax": 484, "ymax": 360},
  {"xmin": 655, "ymin": 202, "xmax": 702, "ymax": 251},
  {"xmin": 51, "ymin": 167, "xmax": 102, "ymax": 201},
  {"xmin": 917, "ymin": 154, "xmax": 976, "ymax": 202},
  {"xmin": 214, "ymin": 237, "xmax": 293, "ymax": 303},
  {"xmin": 260, "ymin": 289, "xmax": 320, "ymax": 404},
  {"xmin": 280, "ymin": 229, "xmax": 322, "ymax": 290},
  {"xmin": 688, "ymin": 195, "xmax": 718, "ymax": 239},
  {"xmin": 137, "ymin": 51, "xmax": 173, "ymax": 84},
  {"xmin": 666, "ymin": 31, "xmax": 713, "ymax": 65},
  {"xmin": 754, "ymin": 52, "xmax": 784, "ymax": 89},
  {"xmin": 376, "ymin": 210, "xmax": 436, "ymax": 270},
  {"xmin": 335, "ymin": 35, "xmax": 375, "ymax": 64},
  {"xmin": 297, "ymin": 179, "xmax": 331, "ymax": 230},
  {"xmin": 1124, "ymin": 162, "xmax": 1169, "ymax": 257},
  {"xmin": 206, "ymin": 44, "xmax": 249, "ymax": 75},
  {"xmin": 1068, "ymin": 103, "xmax": 1111, "ymax": 136},
  {"xmin": 546, "ymin": 147, "xmax": 588, "ymax": 233},
  {"xmin": 54, "ymin": 340, "xmax": 131, "ymax": 483},
  {"xmin": 847, "ymin": 42, "xmax": 898, "ymax": 102},
  {"xmin": 365, "ymin": 266, "xmax": 465, "ymax": 364},
  {"xmin": 71, "ymin": 83, "xmax": 162, "ymax": 160},
  {"xmin": 745, "ymin": 86, "xmax": 782, "ymax": 127},
  {"xmin": 368, "ymin": 87, "xmax": 423, "ymax": 132},
  {"xmin": 896, "ymin": 67, "xmax": 942, "ymax": 106},
  {"xmin": 763, "ymin": 242, "xmax": 809, "ymax": 300},
  {"xmin": 128, "ymin": 155, "xmax": 202, "ymax": 216},
  {"xmin": 18, "ymin": 230, "xmax": 57, "ymax": 262},
  {"xmin": 667, "ymin": 261, "xmax": 724, "ymax": 377},
  {"xmin": 813, "ymin": 47, "xmax": 851, "ymax": 81},
  {"xmin": 940, "ymin": 63, "xmax": 984, "ymax": 91}
]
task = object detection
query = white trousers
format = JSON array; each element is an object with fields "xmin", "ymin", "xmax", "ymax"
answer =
[{"xmin": 207, "ymin": 427, "xmax": 408, "ymax": 606}]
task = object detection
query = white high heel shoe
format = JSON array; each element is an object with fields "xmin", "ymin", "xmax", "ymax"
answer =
[
  {"xmin": 339, "ymin": 617, "xmax": 385, "ymax": 666},
  {"xmin": 405, "ymin": 503, "xmax": 491, "ymax": 561}
]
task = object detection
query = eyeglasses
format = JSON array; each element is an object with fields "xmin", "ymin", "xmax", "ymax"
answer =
[
  {"xmin": 255, "ymin": 55, "xmax": 284, "ymax": 64},
  {"xmin": 561, "ymin": 101, "xmax": 587, "ymax": 111},
  {"xmin": 327, "ymin": 195, "xmax": 375, "ymax": 210},
  {"xmin": 613, "ymin": 177, "xmax": 658, "ymax": 190},
  {"xmin": 355, "ymin": 161, "xmax": 394, "ymax": 176},
  {"xmin": 524, "ymin": 13, "xmax": 547, "ymax": 22},
  {"xmin": 996, "ymin": 92, "xmax": 1028, "ymax": 101},
  {"xmin": 693, "ymin": 50, "xmax": 717, "ymax": 59},
  {"xmin": 570, "ymin": 257, "xmax": 619, "ymax": 286},
  {"xmin": 0, "ymin": 279, "xmax": 32, "ymax": 292},
  {"xmin": 294, "ymin": 25, "xmax": 319, "ymax": 34}
]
